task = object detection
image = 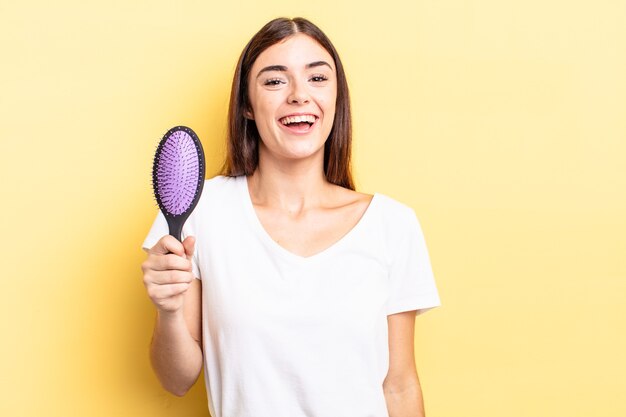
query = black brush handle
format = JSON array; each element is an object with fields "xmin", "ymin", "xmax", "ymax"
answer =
[{"xmin": 166, "ymin": 214, "xmax": 187, "ymax": 242}]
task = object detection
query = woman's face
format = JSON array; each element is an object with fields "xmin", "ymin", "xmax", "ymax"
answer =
[{"xmin": 247, "ymin": 34, "xmax": 337, "ymax": 164}]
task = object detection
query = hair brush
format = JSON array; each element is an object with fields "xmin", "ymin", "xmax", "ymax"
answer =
[{"xmin": 152, "ymin": 125, "xmax": 205, "ymax": 242}]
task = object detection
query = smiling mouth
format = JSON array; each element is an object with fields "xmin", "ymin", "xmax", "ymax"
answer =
[{"xmin": 279, "ymin": 114, "xmax": 317, "ymax": 129}]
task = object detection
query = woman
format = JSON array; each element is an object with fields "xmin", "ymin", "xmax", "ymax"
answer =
[{"xmin": 142, "ymin": 17, "xmax": 440, "ymax": 417}]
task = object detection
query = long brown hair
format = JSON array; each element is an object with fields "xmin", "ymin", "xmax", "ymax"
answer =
[{"xmin": 220, "ymin": 17, "xmax": 355, "ymax": 190}]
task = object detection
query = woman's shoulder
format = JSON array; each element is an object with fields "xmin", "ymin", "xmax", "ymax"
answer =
[
  {"xmin": 368, "ymin": 192, "xmax": 423, "ymax": 236},
  {"xmin": 329, "ymin": 185, "xmax": 373, "ymax": 211},
  {"xmin": 203, "ymin": 174, "xmax": 241, "ymax": 187},
  {"xmin": 330, "ymin": 185, "xmax": 418, "ymax": 221},
  {"xmin": 374, "ymin": 192, "xmax": 415, "ymax": 214},
  {"xmin": 193, "ymin": 175, "xmax": 244, "ymax": 209},
  {"xmin": 199, "ymin": 174, "xmax": 245, "ymax": 195}
]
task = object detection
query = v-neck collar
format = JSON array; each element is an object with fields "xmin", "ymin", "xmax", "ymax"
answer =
[{"xmin": 238, "ymin": 175, "xmax": 378, "ymax": 264}]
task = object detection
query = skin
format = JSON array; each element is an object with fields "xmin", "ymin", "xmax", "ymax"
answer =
[
  {"xmin": 141, "ymin": 236, "xmax": 202, "ymax": 396},
  {"xmin": 245, "ymin": 33, "xmax": 374, "ymax": 258},
  {"xmin": 142, "ymin": 33, "xmax": 426, "ymax": 416}
]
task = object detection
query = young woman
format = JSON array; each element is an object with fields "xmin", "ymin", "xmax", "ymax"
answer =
[{"xmin": 142, "ymin": 17, "xmax": 440, "ymax": 417}]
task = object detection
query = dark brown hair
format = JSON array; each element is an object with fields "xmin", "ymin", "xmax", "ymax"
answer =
[{"xmin": 220, "ymin": 17, "xmax": 355, "ymax": 190}]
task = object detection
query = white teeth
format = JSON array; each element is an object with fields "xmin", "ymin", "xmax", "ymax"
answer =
[{"xmin": 280, "ymin": 115, "xmax": 316, "ymax": 125}]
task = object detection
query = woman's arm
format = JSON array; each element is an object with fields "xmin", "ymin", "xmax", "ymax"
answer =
[
  {"xmin": 383, "ymin": 310, "xmax": 425, "ymax": 417},
  {"xmin": 149, "ymin": 279, "xmax": 203, "ymax": 396},
  {"xmin": 142, "ymin": 235, "xmax": 203, "ymax": 396}
]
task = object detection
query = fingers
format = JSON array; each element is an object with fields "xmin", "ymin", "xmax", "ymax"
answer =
[
  {"xmin": 145, "ymin": 269, "xmax": 193, "ymax": 286},
  {"xmin": 142, "ymin": 234, "xmax": 196, "ymax": 272},
  {"xmin": 149, "ymin": 235, "xmax": 185, "ymax": 256},
  {"xmin": 146, "ymin": 282, "xmax": 190, "ymax": 301},
  {"xmin": 142, "ymin": 268, "xmax": 194, "ymax": 313},
  {"xmin": 143, "ymin": 253, "xmax": 192, "ymax": 272},
  {"xmin": 142, "ymin": 234, "xmax": 197, "ymax": 314},
  {"xmin": 146, "ymin": 282, "xmax": 190, "ymax": 312},
  {"xmin": 183, "ymin": 236, "xmax": 196, "ymax": 259}
]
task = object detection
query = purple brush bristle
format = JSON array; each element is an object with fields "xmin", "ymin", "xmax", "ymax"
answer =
[
  {"xmin": 152, "ymin": 126, "xmax": 205, "ymax": 241},
  {"xmin": 156, "ymin": 130, "xmax": 199, "ymax": 215}
]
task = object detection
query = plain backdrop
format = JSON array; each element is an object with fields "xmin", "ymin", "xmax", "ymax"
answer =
[{"xmin": 1, "ymin": 1, "xmax": 624, "ymax": 416}]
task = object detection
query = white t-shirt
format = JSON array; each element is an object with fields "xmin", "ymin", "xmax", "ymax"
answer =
[{"xmin": 142, "ymin": 175, "xmax": 441, "ymax": 417}]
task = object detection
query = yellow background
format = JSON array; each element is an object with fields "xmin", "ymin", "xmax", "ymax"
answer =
[{"xmin": 1, "ymin": 0, "xmax": 624, "ymax": 416}]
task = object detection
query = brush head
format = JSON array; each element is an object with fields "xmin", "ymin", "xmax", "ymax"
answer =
[{"xmin": 152, "ymin": 126, "xmax": 205, "ymax": 240}]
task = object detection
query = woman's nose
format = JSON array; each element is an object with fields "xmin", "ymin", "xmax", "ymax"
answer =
[{"xmin": 287, "ymin": 80, "xmax": 310, "ymax": 104}]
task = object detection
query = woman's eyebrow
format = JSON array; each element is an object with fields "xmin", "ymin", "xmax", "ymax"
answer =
[
  {"xmin": 257, "ymin": 65, "xmax": 288, "ymax": 77},
  {"xmin": 256, "ymin": 61, "xmax": 334, "ymax": 78},
  {"xmin": 306, "ymin": 61, "xmax": 333, "ymax": 70}
]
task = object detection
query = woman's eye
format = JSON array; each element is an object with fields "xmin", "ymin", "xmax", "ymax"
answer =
[
  {"xmin": 309, "ymin": 75, "xmax": 329, "ymax": 82},
  {"xmin": 264, "ymin": 78, "xmax": 284, "ymax": 86}
]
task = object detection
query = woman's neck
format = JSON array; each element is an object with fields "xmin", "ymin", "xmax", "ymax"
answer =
[{"xmin": 247, "ymin": 156, "xmax": 331, "ymax": 213}]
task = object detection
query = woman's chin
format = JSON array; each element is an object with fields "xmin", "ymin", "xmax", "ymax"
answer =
[{"xmin": 261, "ymin": 143, "xmax": 326, "ymax": 164}]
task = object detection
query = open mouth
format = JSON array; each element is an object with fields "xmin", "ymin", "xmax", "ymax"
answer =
[{"xmin": 279, "ymin": 114, "xmax": 317, "ymax": 132}]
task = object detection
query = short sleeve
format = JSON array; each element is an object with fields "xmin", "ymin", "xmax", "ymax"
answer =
[
  {"xmin": 141, "ymin": 211, "xmax": 201, "ymax": 280},
  {"xmin": 386, "ymin": 210, "xmax": 441, "ymax": 316}
]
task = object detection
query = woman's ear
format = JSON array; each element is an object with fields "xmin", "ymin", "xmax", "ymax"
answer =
[{"xmin": 244, "ymin": 108, "xmax": 254, "ymax": 120}]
